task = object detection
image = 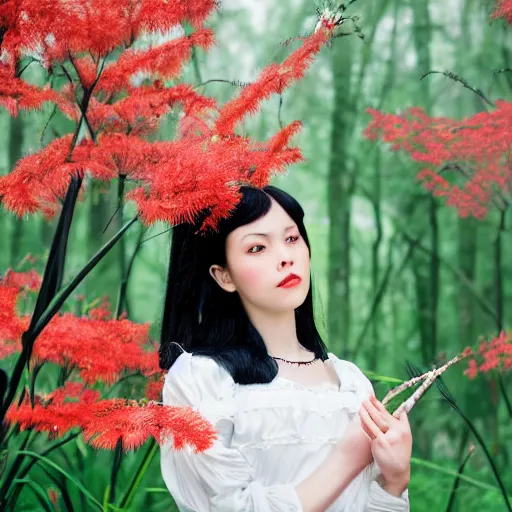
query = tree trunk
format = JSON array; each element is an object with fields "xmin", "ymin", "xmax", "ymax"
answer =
[
  {"xmin": 411, "ymin": 0, "xmax": 438, "ymax": 369},
  {"xmin": 369, "ymin": 0, "xmax": 399, "ymax": 372},
  {"xmin": 327, "ymin": 36, "xmax": 354, "ymax": 357},
  {"xmin": 410, "ymin": 0, "xmax": 437, "ymax": 461}
]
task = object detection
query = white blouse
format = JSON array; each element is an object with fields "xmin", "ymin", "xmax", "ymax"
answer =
[{"xmin": 159, "ymin": 349, "xmax": 410, "ymax": 512}]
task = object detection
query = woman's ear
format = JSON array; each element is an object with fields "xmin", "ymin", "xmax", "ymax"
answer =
[{"xmin": 209, "ymin": 264, "xmax": 236, "ymax": 293}]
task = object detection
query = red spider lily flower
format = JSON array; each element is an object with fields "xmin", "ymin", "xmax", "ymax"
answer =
[
  {"xmin": 1, "ymin": 268, "xmax": 42, "ymax": 290},
  {"xmin": 464, "ymin": 359, "xmax": 479, "ymax": 380},
  {"xmin": 464, "ymin": 331, "xmax": 512, "ymax": 379},
  {"xmin": 22, "ymin": 313, "xmax": 155, "ymax": 384},
  {"xmin": 0, "ymin": 67, "xmax": 76, "ymax": 118},
  {"xmin": 97, "ymin": 28, "xmax": 215, "ymax": 93},
  {"xmin": 0, "ymin": 270, "xmax": 39, "ymax": 357},
  {"xmin": 145, "ymin": 376, "xmax": 165, "ymax": 401},
  {"xmin": 461, "ymin": 346, "xmax": 473, "ymax": 358},
  {"xmin": 78, "ymin": 84, "xmax": 217, "ymax": 136},
  {"xmin": 0, "ymin": 274, "xmax": 160, "ymax": 384},
  {"xmin": 0, "ymin": 11, "xmax": 335, "ymax": 233},
  {"xmin": 214, "ymin": 29, "xmax": 330, "ymax": 136},
  {"xmin": 492, "ymin": 0, "xmax": 512, "ymax": 23},
  {"xmin": 0, "ymin": 284, "xmax": 28, "ymax": 358},
  {"xmin": 6, "ymin": 382, "xmax": 217, "ymax": 452},
  {"xmin": 364, "ymin": 101, "xmax": 512, "ymax": 220},
  {"xmin": 0, "ymin": 0, "xmax": 217, "ymax": 68}
]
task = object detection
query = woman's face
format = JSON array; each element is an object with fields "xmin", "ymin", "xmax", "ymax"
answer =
[{"xmin": 209, "ymin": 198, "xmax": 311, "ymax": 314}]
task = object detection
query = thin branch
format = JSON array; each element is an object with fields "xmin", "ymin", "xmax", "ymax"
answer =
[
  {"xmin": 195, "ymin": 78, "xmax": 250, "ymax": 89},
  {"xmin": 139, "ymin": 227, "xmax": 172, "ymax": 245},
  {"xmin": 103, "ymin": 204, "xmax": 122, "ymax": 234},
  {"xmin": 400, "ymin": 230, "xmax": 498, "ymax": 322},
  {"xmin": 421, "ymin": 70, "xmax": 495, "ymax": 107},
  {"xmin": 16, "ymin": 58, "xmax": 38, "ymax": 78},
  {"xmin": 277, "ymin": 94, "xmax": 284, "ymax": 129}
]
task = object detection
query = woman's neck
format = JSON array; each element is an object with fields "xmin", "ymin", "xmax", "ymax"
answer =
[{"xmin": 245, "ymin": 307, "xmax": 308, "ymax": 359}]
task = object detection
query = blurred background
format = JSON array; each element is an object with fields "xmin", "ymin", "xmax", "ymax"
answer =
[{"xmin": 1, "ymin": 0, "xmax": 511, "ymax": 510}]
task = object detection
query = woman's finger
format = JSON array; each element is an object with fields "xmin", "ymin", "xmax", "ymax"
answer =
[
  {"xmin": 359, "ymin": 405, "xmax": 383, "ymax": 440},
  {"xmin": 370, "ymin": 395, "xmax": 396, "ymax": 422},
  {"xmin": 363, "ymin": 398, "xmax": 390, "ymax": 433},
  {"xmin": 399, "ymin": 410, "xmax": 410, "ymax": 425}
]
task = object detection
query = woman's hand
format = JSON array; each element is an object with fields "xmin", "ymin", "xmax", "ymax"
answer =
[{"xmin": 359, "ymin": 394, "xmax": 412, "ymax": 494}]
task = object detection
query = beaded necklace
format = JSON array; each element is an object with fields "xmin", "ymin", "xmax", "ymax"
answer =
[{"xmin": 271, "ymin": 355, "xmax": 319, "ymax": 366}]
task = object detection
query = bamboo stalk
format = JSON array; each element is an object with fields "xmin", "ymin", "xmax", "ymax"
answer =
[{"xmin": 382, "ymin": 354, "xmax": 464, "ymax": 417}]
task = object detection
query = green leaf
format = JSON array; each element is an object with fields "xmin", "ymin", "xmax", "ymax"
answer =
[
  {"xmin": 117, "ymin": 440, "xmax": 158, "ymax": 509},
  {"xmin": 411, "ymin": 457, "xmax": 512, "ymax": 502},
  {"xmin": 12, "ymin": 478, "xmax": 55, "ymax": 512},
  {"xmin": 14, "ymin": 450, "xmax": 103, "ymax": 511},
  {"xmin": 363, "ymin": 371, "xmax": 404, "ymax": 385}
]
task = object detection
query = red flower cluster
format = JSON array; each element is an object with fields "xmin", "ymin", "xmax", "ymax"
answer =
[
  {"xmin": 0, "ymin": 0, "xmax": 216, "ymax": 69},
  {"xmin": 464, "ymin": 331, "xmax": 512, "ymax": 379},
  {"xmin": 364, "ymin": 101, "xmax": 512, "ymax": 219},
  {"xmin": 0, "ymin": 270, "xmax": 162, "ymax": 384},
  {"xmin": 6, "ymin": 381, "xmax": 216, "ymax": 452},
  {"xmin": 0, "ymin": 268, "xmax": 209, "ymax": 452},
  {"xmin": 0, "ymin": 269, "xmax": 41, "ymax": 358},
  {"xmin": 0, "ymin": 0, "xmax": 334, "ymax": 233},
  {"xmin": 492, "ymin": 0, "xmax": 512, "ymax": 23}
]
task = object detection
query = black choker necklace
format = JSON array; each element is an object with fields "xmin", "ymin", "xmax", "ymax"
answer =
[{"xmin": 271, "ymin": 355, "xmax": 318, "ymax": 366}]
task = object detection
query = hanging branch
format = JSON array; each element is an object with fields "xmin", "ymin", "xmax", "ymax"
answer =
[{"xmin": 420, "ymin": 70, "xmax": 495, "ymax": 107}]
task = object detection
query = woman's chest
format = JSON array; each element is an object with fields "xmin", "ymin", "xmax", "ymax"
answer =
[
  {"xmin": 229, "ymin": 382, "xmax": 360, "ymax": 452},
  {"xmin": 225, "ymin": 382, "xmax": 361, "ymax": 488}
]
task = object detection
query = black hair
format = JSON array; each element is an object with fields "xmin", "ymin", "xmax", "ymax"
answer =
[{"xmin": 158, "ymin": 184, "xmax": 328, "ymax": 385}]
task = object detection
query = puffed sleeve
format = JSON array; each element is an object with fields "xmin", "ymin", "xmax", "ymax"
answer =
[
  {"xmin": 159, "ymin": 350, "xmax": 303, "ymax": 512},
  {"xmin": 340, "ymin": 360, "xmax": 410, "ymax": 512}
]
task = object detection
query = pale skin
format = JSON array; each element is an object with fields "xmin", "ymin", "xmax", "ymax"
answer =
[{"xmin": 209, "ymin": 196, "xmax": 412, "ymax": 511}]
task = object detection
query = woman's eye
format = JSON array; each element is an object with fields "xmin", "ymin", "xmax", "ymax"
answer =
[{"xmin": 248, "ymin": 235, "xmax": 300, "ymax": 254}]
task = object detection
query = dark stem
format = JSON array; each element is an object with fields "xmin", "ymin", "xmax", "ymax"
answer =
[
  {"xmin": 108, "ymin": 437, "xmax": 124, "ymax": 503},
  {"xmin": 445, "ymin": 446, "xmax": 475, "ymax": 512},
  {"xmin": 1, "ymin": 171, "xmax": 83, "ymax": 430},
  {"xmin": 115, "ymin": 176, "xmax": 127, "ymax": 319},
  {"xmin": 116, "ymin": 223, "xmax": 145, "ymax": 320},
  {"xmin": 29, "ymin": 363, "xmax": 43, "ymax": 408}
]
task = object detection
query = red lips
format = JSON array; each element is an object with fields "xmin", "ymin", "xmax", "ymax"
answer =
[{"xmin": 277, "ymin": 273, "xmax": 301, "ymax": 287}]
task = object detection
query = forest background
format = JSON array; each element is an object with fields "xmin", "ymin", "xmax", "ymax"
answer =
[{"xmin": 0, "ymin": 0, "xmax": 511, "ymax": 510}]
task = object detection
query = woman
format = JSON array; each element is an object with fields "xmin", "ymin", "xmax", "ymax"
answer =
[{"xmin": 159, "ymin": 185, "xmax": 412, "ymax": 511}]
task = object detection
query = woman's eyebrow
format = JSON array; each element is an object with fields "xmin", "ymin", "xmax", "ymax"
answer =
[{"xmin": 242, "ymin": 225, "xmax": 295, "ymax": 241}]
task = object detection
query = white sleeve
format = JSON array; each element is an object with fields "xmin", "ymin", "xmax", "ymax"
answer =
[
  {"xmin": 341, "ymin": 360, "xmax": 410, "ymax": 512},
  {"xmin": 159, "ymin": 351, "xmax": 303, "ymax": 512}
]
